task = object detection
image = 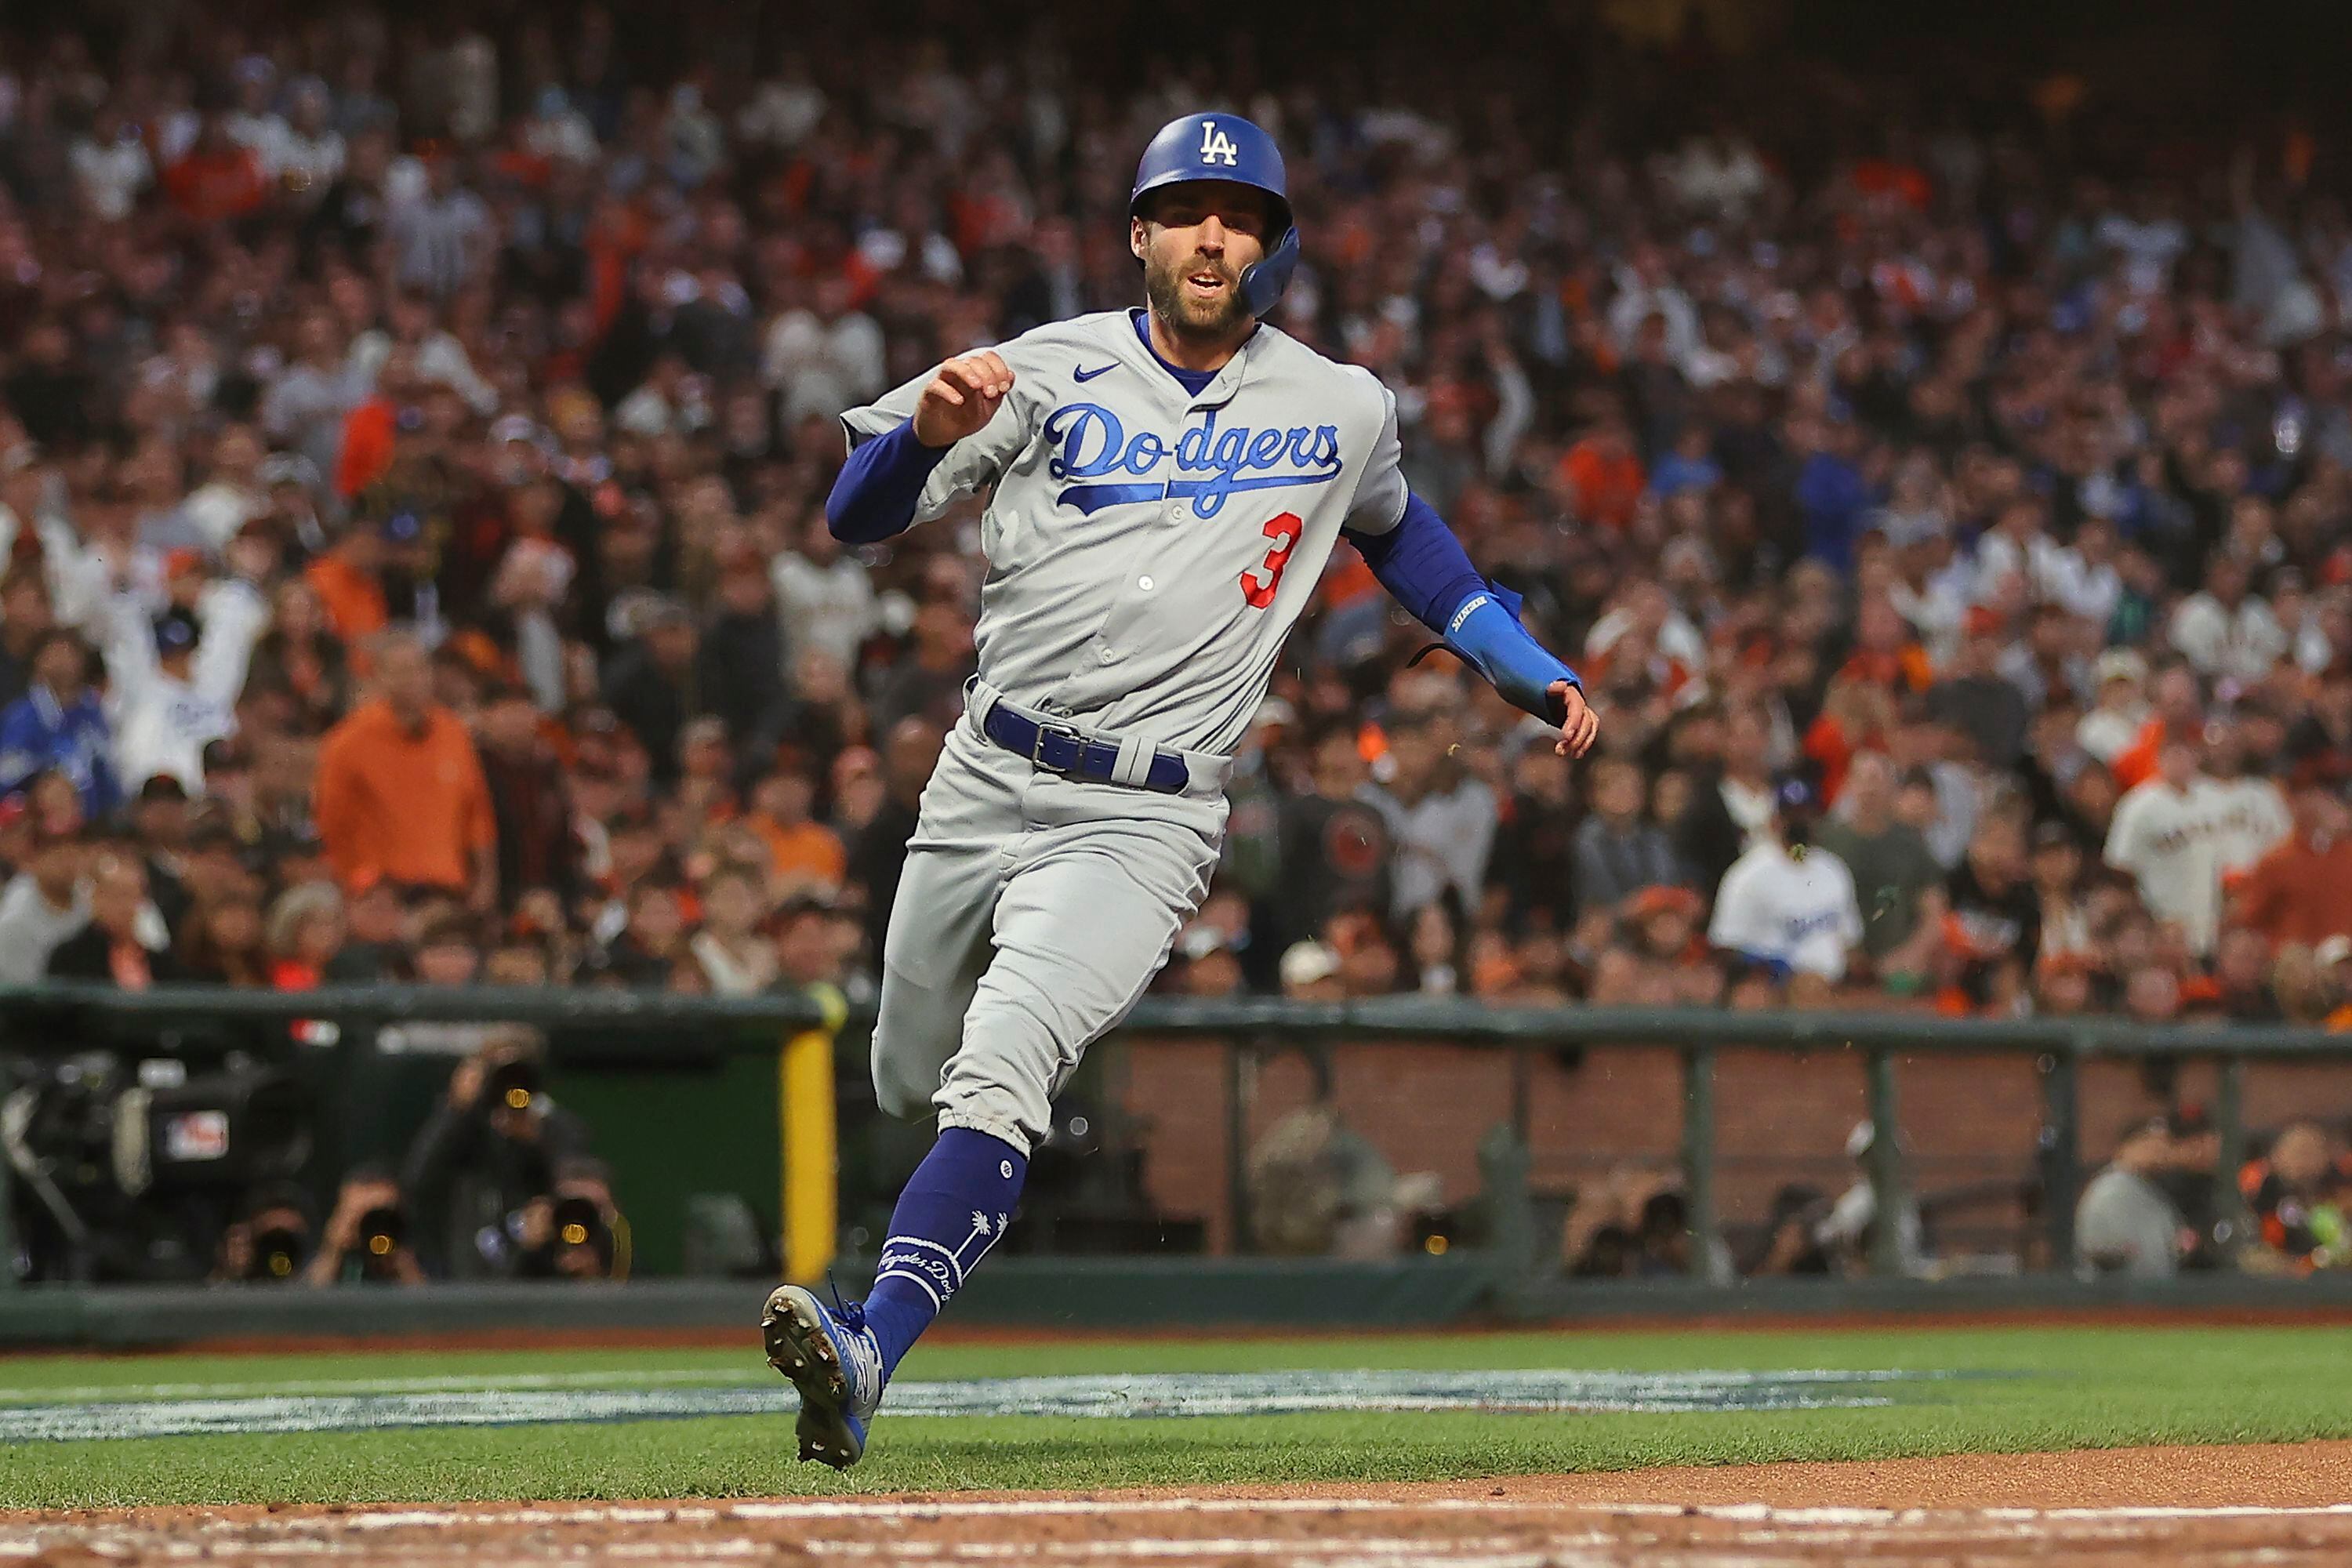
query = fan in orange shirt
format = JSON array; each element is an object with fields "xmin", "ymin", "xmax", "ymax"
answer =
[
  {"xmin": 1802, "ymin": 675, "xmax": 1896, "ymax": 804},
  {"xmin": 1555, "ymin": 412, "xmax": 1645, "ymax": 531},
  {"xmin": 744, "ymin": 768, "xmax": 847, "ymax": 898},
  {"xmin": 303, "ymin": 522, "xmax": 391, "ymax": 645},
  {"xmin": 162, "ymin": 115, "xmax": 267, "ymax": 224}
]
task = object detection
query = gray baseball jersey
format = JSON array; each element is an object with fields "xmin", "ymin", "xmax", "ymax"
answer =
[
  {"xmin": 840, "ymin": 308, "xmax": 1408, "ymax": 756},
  {"xmin": 844, "ymin": 308, "xmax": 1411, "ymax": 1156}
]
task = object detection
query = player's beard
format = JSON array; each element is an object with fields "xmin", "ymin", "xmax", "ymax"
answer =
[{"xmin": 1145, "ymin": 249, "xmax": 1251, "ymax": 343}]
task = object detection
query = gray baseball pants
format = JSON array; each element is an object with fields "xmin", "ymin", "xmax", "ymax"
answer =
[{"xmin": 869, "ymin": 691, "xmax": 1229, "ymax": 1156}]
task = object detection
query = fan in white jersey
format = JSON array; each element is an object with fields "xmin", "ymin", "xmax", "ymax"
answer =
[{"xmin": 1708, "ymin": 776, "xmax": 1865, "ymax": 984}]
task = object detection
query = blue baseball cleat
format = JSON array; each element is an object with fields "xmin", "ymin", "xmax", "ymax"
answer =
[{"xmin": 761, "ymin": 1283, "xmax": 886, "ymax": 1468}]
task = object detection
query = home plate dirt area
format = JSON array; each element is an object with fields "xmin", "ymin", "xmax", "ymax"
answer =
[{"xmin": 9, "ymin": 1446, "xmax": 2351, "ymax": 1567}]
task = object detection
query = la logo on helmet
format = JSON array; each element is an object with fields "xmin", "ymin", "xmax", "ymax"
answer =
[{"xmin": 1198, "ymin": 120, "xmax": 1240, "ymax": 166}]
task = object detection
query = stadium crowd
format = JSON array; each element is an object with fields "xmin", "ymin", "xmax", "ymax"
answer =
[{"xmin": 3, "ymin": 5, "xmax": 2352, "ymax": 1273}]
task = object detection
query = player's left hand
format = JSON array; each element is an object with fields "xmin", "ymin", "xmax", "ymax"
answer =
[{"xmin": 1550, "ymin": 680, "xmax": 1598, "ymax": 759}]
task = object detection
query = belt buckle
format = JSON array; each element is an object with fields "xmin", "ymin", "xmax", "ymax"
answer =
[{"xmin": 1029, "ymin": 720, "xmax": 1083, "ymax": 774}]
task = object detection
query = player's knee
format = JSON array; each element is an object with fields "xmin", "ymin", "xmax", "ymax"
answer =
[{"xmin": 869, "ymin": 1036, "xmax": 938, "ymax": 1123}]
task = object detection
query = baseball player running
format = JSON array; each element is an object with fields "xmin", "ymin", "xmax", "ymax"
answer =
[{"xmin": 764, "ymin": 111, "xmax": 1599, "ymax": 1467}]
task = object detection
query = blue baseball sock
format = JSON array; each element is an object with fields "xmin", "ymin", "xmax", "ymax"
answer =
[{"xmin": 862, "ymin": 1127, "xmax": 1027, "ymax": 1378}]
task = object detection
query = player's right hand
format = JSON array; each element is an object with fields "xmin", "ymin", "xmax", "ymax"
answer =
[{"xmin": 913, "ymin": 351, "xmax": 1014, "ymax": 447}]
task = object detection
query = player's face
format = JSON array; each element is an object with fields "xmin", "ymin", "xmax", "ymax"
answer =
[{"xmin": 1134, "ymin": 182, "xmax": 1272, "ymax": 340}]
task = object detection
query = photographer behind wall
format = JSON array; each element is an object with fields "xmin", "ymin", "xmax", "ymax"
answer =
[
  {"xmin": 399, "ymin": 1033, "xmax": 622, "ymax": 1279},
  {"xmin": 298, "ymin": 1165, "xmax": 426, "ymax": 1286}
]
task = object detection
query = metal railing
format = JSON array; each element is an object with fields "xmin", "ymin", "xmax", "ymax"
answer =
[{"xmin": 2, "ymin": 984, "xmax": 2344, "ymax": 1294}]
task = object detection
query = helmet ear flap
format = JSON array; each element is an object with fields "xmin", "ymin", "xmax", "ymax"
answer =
[{"xmin": 1238, "ymin": 223, "xmax": 1301, "ymax": 318}]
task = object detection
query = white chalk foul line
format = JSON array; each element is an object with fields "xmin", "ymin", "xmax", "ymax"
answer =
[
  {"xmin": 7, "ymin": 1491, "xmax": 2352, "ymax": 1566},
  {"xmin": 8, "ymin": 1496, "xmax": 2341, "ymax": 1536},
  {"xmin": 0, "ymin": 1369, "xmax": 752, "ymax": 1405}
]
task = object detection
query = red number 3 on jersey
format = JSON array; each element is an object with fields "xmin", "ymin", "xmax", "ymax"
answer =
[{"xmin": 1240, "ymin": 512, "xmax": 1304, "ymax": 609}]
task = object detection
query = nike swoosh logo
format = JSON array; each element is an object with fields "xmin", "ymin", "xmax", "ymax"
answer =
[{"xmin": 1073, "ymin": 362, "xmax": 1118, "ymax": 383}]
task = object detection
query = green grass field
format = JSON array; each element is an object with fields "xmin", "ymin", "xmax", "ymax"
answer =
[{"xmin": 3, "ymin": 1324, "xmax": 2348, "ymax": 1510}]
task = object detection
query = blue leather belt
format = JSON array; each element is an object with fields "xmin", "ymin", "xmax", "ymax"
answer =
[{"xmin": 978, "ymin": 701, "xmax": 1192, "ymax": 794}]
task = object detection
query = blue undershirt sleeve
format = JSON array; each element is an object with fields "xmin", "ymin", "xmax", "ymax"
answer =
[
  {"xmin": 826, "ymin": 417, "xmax": 951, "ymax": 544},
  {"xmin": 1341, "ymin": 492, "xmax": 1486, "ymax": 632}
]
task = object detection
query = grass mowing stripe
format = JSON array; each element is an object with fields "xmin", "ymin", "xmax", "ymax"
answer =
[
  {"xmin": 0, "ymin": 1368, "xmax": 1950, "ymax": 1443},
  {"xmin": 0, "ymin": 1325, "xmax": 2345, "ymax": 1509}
]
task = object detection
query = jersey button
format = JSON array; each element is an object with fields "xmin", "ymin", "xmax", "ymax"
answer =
[
  {"xmin": 1138, "ymin": 575, "xmax": 1155, "ymax": 591},
  {"xmin": 1163, "ymin": 503, "xmax": 1183, "ymax": 522},
  {"xmin": 1098, "ymin": 645, "xmax": 1117, "ymax": 663}
]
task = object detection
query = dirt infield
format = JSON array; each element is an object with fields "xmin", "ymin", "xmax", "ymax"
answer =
[{"xmin": 7, "ymin": 1444, "xmax": 2350, "ymax": 1566}]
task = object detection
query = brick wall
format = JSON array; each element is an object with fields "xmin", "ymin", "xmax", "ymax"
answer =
[{"xmin": 1109, "ymin": 1034, "xmax": 2352, "ymax": 1258}]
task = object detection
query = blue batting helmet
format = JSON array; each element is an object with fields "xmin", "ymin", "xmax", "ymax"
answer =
[{"xmin": 1129, "ymin": 111, "xmax": 1300, "ymax": 318}]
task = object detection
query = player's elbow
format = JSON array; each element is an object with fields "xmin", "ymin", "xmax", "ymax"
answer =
[
  {"xmin": 823, "ymin": 478, "xmax": 900, "ymax": 546},
  {"xmin": 821, "ymin": 479, "xmax": 859, "ymax": 544}
]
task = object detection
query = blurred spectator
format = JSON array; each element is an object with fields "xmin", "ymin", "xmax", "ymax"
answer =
[
  {"xmin": 2171, "ymin": 553, "xmax": 2286, "ymax": 684},
  {"xmin": 387, "ymin": 154, "xmax": 492, "ymax": 299},
  {"xmin": 771, "ymin": 514, "xmax": 879, "ymax": 669},
  {"xmin": 1564, "ymin": 1164, "xmax": 1729, "ymax": 1280},
  {"xmin": 867, "ymin": 597, "xmax": 975, "ymax": 739},
  {"xmin": 1245, "ymin": 1098, "xmax": 1415, "ymax": 1259},
  {"xmin": 178, "ymin": 889, "xmax": 268, "ymax": 985},
  {"xmin": 476, "ymin": 683, "xmax": 578, "ymax": 907},
  {"xmin": 1675, "ymin": 705, "xmax": 1775, "ymax": 891},
  {"xmin": 102, "ymin": 601, "xmax": 242, "ymax": 797},
  {"xmin": 2231, "ymin": 783, "xmax": 2352, "ymax": 948},
  {"xmin": 1570, "ymin": 755, "xmax": 1685, "ymax": 919},
  {"xmin": 0, "ymin": 632, "xmax": 118, "ymax": 816},
  {"xmin": 1272, "ymin": 724, "xmax": 1395, "ymax": 950},
  {"xmin": 0, "ymin": 574, "xmax": 53, "ymax": 712},
  {"xmin": 1489, "ymin": 736, "xmax": 1577, "ymax": 936},
  {"xmin": 846, "ymin": 719, "xmax": 942, "ymax": 959},
  {"xmin": 691, "ymin": 862, "xmax": 777, "ymax": 995},
  {"xmin": 601, "ymin": 597, "xmax": 701, "ymax": 785},
  {"xmin": 1943, "ymin": 815, "xmax": 2042, "ymax": 1010},
  {"xmin": 325, "ymin": 878, "xmax": 408, "ymax": 982},
  {"xmin": 264, "ymin": 880, "xmax": 346, "ymax": 989},
  {"xmin": 1814, "ymin": 1120, "xmax": 1927, "ymax": 1277},
  {"xmin": 2077, "ymin": 651, "xmax": 2151, "ymax": 767},
  {"xmin": 2075, "ymin": 1114, "xmax": 2187, "ymax": 1278},
  {"xmin": 2239, "ymin": 1122, "xmax": 2352, "ymax": 1272},
  {"xmin": 45, "ymin": 848, "xmax": 180, "ymax": 987},
  {"xmin": 1813, "ymin": 750, "xmax": 1944, "ymax": 977},
  {"xmin": 743, "ymin": 768, "xmax": 845, "ymax": 900},
  {"xmin": 2105, "ymin": 742, "xmax": 2234, "ymax": 956},
  {"xmin": 1743, "ymin": 1184, "xmax": 1834, "ymax": 1276},
  {"xmin": 0, "ymin": 818, "xmax": 88, "ymax": 983},
  {"xmin": 697, "ymin": 556, "xmax": 788, "ymax": 755},
  {"xmin": 314, "ymin": 628, "xmax": 496, "ymax": 906},
  {"xmin": 1370, "ymin": 699, "xmax": 1495, "ymax": 924},
  {"xmin": 1706, "ymin": 779, "xmax": 1864, "ymax": 983},
  {"xmin": 771, "ymin": 894, "xmax": 855, "ymax": 993}
]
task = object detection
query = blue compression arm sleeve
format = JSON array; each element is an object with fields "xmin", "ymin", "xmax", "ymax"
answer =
[
  {"xmin": 1343, "ymin": 492, "xmax": 1487, "ymax": 631},
  {"xmin": 1446, "ymin": 590, "xmax": 1581, "ymax": 721},
  {"xmin": 826, "ymin": 417, "xmax": 949, "ymax": 544},
  {"xmin": 1345, "ymin": 492, "xmax": 1581, "ymax": 723}
]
